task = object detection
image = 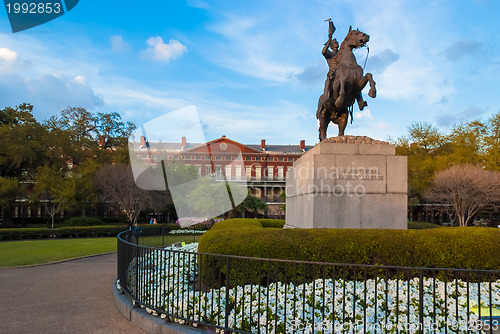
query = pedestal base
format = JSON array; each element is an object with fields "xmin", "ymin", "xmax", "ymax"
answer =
[{"xmin": 285, "ymin": 136, "xmax": 407, "ymax": 229}]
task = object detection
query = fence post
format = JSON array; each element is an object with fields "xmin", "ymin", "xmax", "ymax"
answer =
[
  {"xmin": 134, "ymin": 241, "xmax": 139, "ymax": 308},
  {"xmin": 225, "ymin": 257, "xmax": 231, "ymax": 331},
  {"xmin": 419, "ymin": 270, "xmax": 424, "ymax": 332}
]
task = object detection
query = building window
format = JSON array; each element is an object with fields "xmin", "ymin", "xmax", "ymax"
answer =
[
  {"xmin": 267, "ymin": 167, "xmax": 274, "ymax": 180},
  {"xmin": 278, "ymin": 157, "xmax": 283, "ymax": 162},
  {"xmin": 225, "ymin": 165, "xmax": 232, "ymax": 180},
  {"xmin": 246, "ymin": 166, "xmax": 252, "ymax": 180},
  {"xmin": 245, "ymin": 157, "xmax": 251, "ymax": 161},
  {"xmin": 195, "ymin": 166, "xmax": 202, "ymax": 177},
  {"xmin": 255, "ymin": 167, "xmax": 262, "ymax": 180},
  {"xmin": 205, "ymin": 166, "xmax": 212, "ymax": 176},
  {"xmin": 215, "ymin": 166, "xmax": 222, "ymax": 179},
  {"xmin": 277, "ymin": 167, "xmax": 284, "ymax": 180},
  {"xmin": 235, "ymin": 166, "xmax": 242, "ymax": 180}
]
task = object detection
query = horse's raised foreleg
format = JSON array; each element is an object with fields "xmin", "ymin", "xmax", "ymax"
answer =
[
  {"xmin": 357, "ymin": 73, "xmax": 376, "ymax": 98},
  {"xmin": 359, "ymin": 72, "xmax": 376, "ymax": 98}
]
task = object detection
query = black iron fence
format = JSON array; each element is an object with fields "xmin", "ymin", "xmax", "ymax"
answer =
[{"xmin": 117, "ymin": 228, "xmax": 500, "ymax": 333}]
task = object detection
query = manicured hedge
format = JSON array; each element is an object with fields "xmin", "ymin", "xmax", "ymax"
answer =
[
  {"xmin": 258, "ymin": 219, "xmax": 285, "ymax": 228},
  {"xmin": 407, "ymin": 221, "xmax": 441, "ymax": 229},
  {"xmin": 64, "ymin": 217, "xmax": 105, "ymax": 226},
  {"xmin": 0, "ymin": 225, "xmax": 131, "ymax": 240},
  {"xmin": 198, "ymin": 219, "xmax": 500, "ymax": 270}
]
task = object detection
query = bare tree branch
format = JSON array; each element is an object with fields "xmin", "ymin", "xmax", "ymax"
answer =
[
  {"xmin": 94, "ymin": 164, "xmax": 163, "ymax": 226},
  {"xmin": 425, "ymin": 164, "xmax": 500, "ymax": 226}
]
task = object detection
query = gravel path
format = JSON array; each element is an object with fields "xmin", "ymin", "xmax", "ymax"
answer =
[{"xmin": 0, "ymin": 253, "xmax": 145, "ymax": 334}]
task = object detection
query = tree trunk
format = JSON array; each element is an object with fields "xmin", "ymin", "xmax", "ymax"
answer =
[{"xmin": 458, "ymin": 214, "xmax": 466, "ymax": 227}]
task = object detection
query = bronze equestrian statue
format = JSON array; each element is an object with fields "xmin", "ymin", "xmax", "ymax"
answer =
[{"xmin": 316, "ymin": 20, "xmax": 376, "ymax": 141}]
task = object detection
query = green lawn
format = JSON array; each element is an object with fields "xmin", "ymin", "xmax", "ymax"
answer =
[
  {"xmin": 0, "ymin": 235, "xmax": 202, "ymax": 268},
  {"xmin": 0, "ymin": 238, "xmax": 117, "ymax": 268}
]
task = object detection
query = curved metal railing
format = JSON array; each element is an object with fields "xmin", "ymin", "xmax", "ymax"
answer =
[{"xmin": 117, "ymin": 228, "xmax": 500, "ymax": 333}]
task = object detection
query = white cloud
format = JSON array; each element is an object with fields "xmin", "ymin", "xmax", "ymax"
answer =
[
  {"xmin": 73, "ymin": 75, "xmax": 87, "ymax": 85},
  {"xmin": 110, "ymin": 35, "xmax": 129, "ymax": 53},
  {"xmin": 0, "ymin": 47, "xmax": 24, "ymax": 73},
  {"xmin": 142, "ymin": 37, "xmax": 188, "ymax": 63},
  {"xmin": 354, "ymin": 108, "xmax": 374, "ymax": 120},
  {"xmin": 0, "ymin": 47, "xmax": 18, "ymax": 62}
]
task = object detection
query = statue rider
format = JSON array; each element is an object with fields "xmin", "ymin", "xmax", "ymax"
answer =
[
  {"xmin": 322, "ymin": 20, "xmax": 338, "ymax": 100},
  {"xmin": 316, "ymin": 20, "xmax": 339, "ymax": 123}
]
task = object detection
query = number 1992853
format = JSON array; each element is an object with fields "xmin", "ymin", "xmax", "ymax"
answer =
[{"xmin": 6, "ymin": 2, "xmax": 62, "ymax": 14}]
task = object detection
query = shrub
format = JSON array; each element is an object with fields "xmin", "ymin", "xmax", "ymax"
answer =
[
  {"xmin": 199, "ymin": 219, "xmax": 500, "ymax": 268},
  {"xmin": 407, "ymin": 221, "xmax": 440, "ymax": 229},
  {"xmin": 198, "ymin": 219, "xmax": 500, "ymax": 288},
  {"xmin": 0, "ymin": 225, "xmax": 130, "ymax": 240},
  {"xmin": 257, "ymin": 219, "xmax": 285, "ymax": 228},
  {"xmin": 64, "ymin": 217, "xmax": 105, "ymax": 226}
]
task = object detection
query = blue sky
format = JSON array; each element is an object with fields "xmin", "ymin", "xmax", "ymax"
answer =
[{"xmin": 1, "ymin": 0, "xmax": 499, "ymax": 145}]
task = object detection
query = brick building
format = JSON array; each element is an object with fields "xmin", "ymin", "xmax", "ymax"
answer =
[{"xmin": 132, "ymin": 135, "xmax": 313, "ymax": 218}]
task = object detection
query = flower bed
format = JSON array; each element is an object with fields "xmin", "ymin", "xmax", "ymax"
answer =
[{"xmin": 125, "ymin": 243, "xmax": 500, "ymax": 333}]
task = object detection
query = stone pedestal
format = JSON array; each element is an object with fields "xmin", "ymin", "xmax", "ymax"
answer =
[{"xmin": 285, "ymin": 136, "xmax": 407, "ymax": 229}]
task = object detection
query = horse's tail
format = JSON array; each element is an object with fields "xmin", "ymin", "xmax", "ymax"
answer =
[{"xmin": 316, "ymin": 94, "xmax": 326, "ymax": 119}]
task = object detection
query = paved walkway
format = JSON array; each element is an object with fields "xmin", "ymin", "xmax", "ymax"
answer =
[{"xmin": 0, "ymin": 253, "xmax": 146, "ymax": 334}]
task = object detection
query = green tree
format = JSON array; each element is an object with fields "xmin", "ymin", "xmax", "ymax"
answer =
[
  {"xmin": 484, "ymin": 112, "xmax": 500, "ymax": 170},
  {"xmin": 0, "ymin": 177, "xmax": 19, "ymax": 223},
  {"xmin": 446, "ymin": 121, "xmax": 486, "ymax": 166},
  {"xmin": 95, "ymin": 112, "xmax": 136, "ymax": 151},
  {"xmin": 70, "ymin": 160, "xmax": 100, "ymax": 214},
  {"xmin": 0, "ymin": 103, "xmax": 37, "ymax": 126},
  {"xmin": 32, "ymin": 166, "xmax": 76, "ymax": 229},
  {"xmin": 47, "ymin": 107, "xmax": 136, "ymax": 164},
  {"xmin": 395, "ymin": 122, "xmax": 447, "ymax": 201},
  {"xmin": 0, "ymin": 104, "xmax": 61, "ymax": 179},
  {"xmin": 238, "ymin": 193, "xmax": 268, "ymax": 218}
]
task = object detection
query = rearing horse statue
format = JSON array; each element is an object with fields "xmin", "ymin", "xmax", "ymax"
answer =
[{"xmin": 316, "ymin": 24, "xmax": 377, "ymax": 141}]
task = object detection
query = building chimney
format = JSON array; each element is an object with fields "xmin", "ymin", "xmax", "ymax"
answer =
[
  {"xmin": 299, "ymin": 140, "xmax": 305, "ymax": 151},
  {"xmin": 140, "ymin": 136, "xmax": 147, "ymax": 147},
  {"xmin": 181, "ymin": 136, "xmax": 187, "ymax": 150},
  {"xmin": 261, "ymin": 139, "xmax": 266, "ymax": 151}
]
